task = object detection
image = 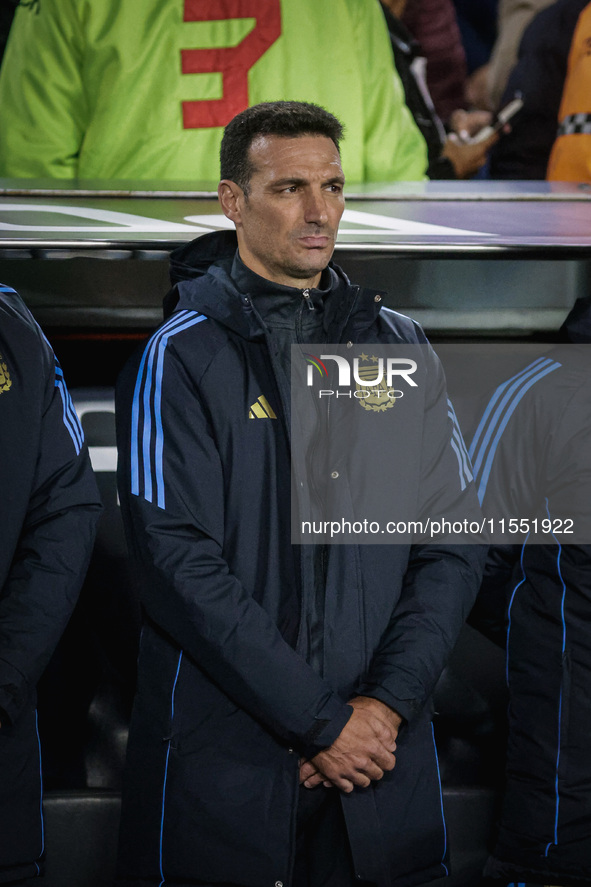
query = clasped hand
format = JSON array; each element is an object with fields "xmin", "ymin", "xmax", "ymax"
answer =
[{"xmin": 298, "ymin": 696, "xmax": 401, "ymax": 794}]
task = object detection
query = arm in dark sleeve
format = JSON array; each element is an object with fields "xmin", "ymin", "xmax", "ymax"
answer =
[
  {"xmin": 358, "ymin": 543, "xmax": 486, "ymax": 724},
  {"xmin": 467, "ymin": 544, "xmax": 520, "ymax": 648},
  {"xmin": 117, "ymin": 341, "xmax": 352, "ymax": 757},
  {"xmin": 358, "ymin": 346, "xmax": 486, "ymax": 724},
  {"xmin": 467, "ymin": 351, "xmax": 591, "ymax": 649},
  {"xmin": 0, "ymin": 333, "xmax": 101, "ymax": 725}
]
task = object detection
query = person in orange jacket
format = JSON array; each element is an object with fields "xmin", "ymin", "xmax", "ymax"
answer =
[{"xmin": 547, "ymin": 2, "xmax": 591, "ymax": 182}]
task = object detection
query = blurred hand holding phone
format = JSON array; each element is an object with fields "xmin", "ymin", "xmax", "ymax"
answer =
[{"xmin": 468, "ymin": 95, "xmax": 524, "ymax": 144}]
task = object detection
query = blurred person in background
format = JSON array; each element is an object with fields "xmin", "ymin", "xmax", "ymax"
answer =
[
  {"xmin": 452, "ymin": 0, "xmax": 499, "ymax": 73},
  {"xmin": 0, "ymin": 0, "xmax": 17, "ymax": 63},
  {"xmin": 0, "ymin": 0, "xmax": 427, "ymax": 184},
  {"xmin": 486, "ymin": 0, "xmax": 557, "ymax": 112},
  {"xmin": 451, "ymin": 0, "xmax": 499, "ymax": 108},
  {"xmin": 0, "ymin": 285, "xmax": 101, "ymax": 883},
  {"xmin": 399, "ymin": 0, "xmax": 468, "ymax": 122},
  {"xmin": 489, "ymin": 0, "xmax": 588, "ymax": 179},
  {"xmin": 381, "ymin": 0, "xmax": 499, "ymax": 179},
  {"xmin": 547, "ymin": 1, "xmax": 591, "ymax": 182},
  {"xmin": 451, "ymin": 297, "xmax": 591, "ymax": 886}
]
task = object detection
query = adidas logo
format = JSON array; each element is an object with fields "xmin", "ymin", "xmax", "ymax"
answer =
[{"xmin": 249, "ymin": 395, "xmax": 277, "ymax": 419}]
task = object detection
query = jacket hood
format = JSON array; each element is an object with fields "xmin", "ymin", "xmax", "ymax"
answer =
[
  {"xmin": 169, "ymin": 230, "xmax": 238, "ymax": 287},
  {"xmin": 164, "ymin": 230, "xmax": 249, "ymax": 333},
  {"xmin": 163, "ymin": 230, "xmax": 381, "ymax": 342}
]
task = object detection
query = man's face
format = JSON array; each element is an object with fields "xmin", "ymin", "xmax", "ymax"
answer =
[{"xmin": 218, "ymin": 134, "xmax": 345, "ymax": 288}]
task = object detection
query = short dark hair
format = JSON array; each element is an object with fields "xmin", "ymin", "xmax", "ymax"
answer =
[{"xmin": 220, "ymin": 101, "xmax": 345, "ymax": 194}]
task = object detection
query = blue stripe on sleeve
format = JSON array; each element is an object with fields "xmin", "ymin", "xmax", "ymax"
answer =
[
  {"xmin": 469, "ymin": 358, "xmax": 550, "ymax": 468},
  {"xmin": 54, "ymin": 359, "xmax": 84, "ymax": 454},
  {"xmin": 475, "ymin": 362, "xmax": 561, "ymax": 503},
  {"xmin": 130, "ymin": 311, "xmax": 193, "ymax": 499},
  {"xmin": 447, "ymin": 398, "xmax": 473, "ymax": 491},
  {"xmin": 130, "ymin": 311, "xmax": 207, "ymax": 508},
  {"xmin": 153, "ymin": 315, "xmax": 207, "ymax": 509},
  {"xmin": 141, "ymin": 314, "xmax": 193, "ymax": 501}
]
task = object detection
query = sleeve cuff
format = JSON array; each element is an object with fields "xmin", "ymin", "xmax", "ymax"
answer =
[
  {"xmin": 300, "ymin": 699, "xmax": 353, "ymax": 758},
  {"xmin": 355, "ymin": 684, "xmax": 420, "ymax": 726}
]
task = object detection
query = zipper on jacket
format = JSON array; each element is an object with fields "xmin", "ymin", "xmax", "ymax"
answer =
[
  {"xmin": 302, "ymin": 288, "xmax": 315, "ymax": 311},
  {"xmin": 295, "ymin": 295, "xmax": 326, "ymax": 518},
  {"xmin": 295, "ymin": 290, "xmax": 315, "ymax": 352}
]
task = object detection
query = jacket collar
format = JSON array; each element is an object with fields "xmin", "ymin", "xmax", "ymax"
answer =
[{"xmin": 164, "ymin": 230, "xmax": 386, "ymax": 341}]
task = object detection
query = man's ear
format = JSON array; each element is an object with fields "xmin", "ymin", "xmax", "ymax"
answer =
[{"xmin": 218, "ymin": 180, "xmax": 245, "ymax": 226}]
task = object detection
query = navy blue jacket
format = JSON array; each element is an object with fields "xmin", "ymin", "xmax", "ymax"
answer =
[
  {"xmin": 447, "ymin": 310, "xmax": 591, "ymax": 885},
  {"xmin": 0, "ymin": 286, "xmax": 101, "ymax": 882},
  {"xmin": 116, "ymin": 232, "xmax": 485, "ymax": 887}
]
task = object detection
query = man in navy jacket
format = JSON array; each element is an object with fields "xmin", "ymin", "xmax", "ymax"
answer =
[
  {"xmin": 116, "ymin": 101, "xmax": 485, "ymax": 887},
  {"xmin": 0, "ymin": 285, "xmax": 101, "ymax": 883},
  {"xmin": 447, "ymin": 305, "xmax": 591, "ymax": 885}
]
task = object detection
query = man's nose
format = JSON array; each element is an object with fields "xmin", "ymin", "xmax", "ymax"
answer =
[{"xmin": 303, "ymin": 189, "xmax": 329, "ymax": 224}]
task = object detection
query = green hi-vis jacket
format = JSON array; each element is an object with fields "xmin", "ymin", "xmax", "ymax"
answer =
[{"xmin": 0, "ymin": 0, "xmax": 427, "ymax": 184}]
